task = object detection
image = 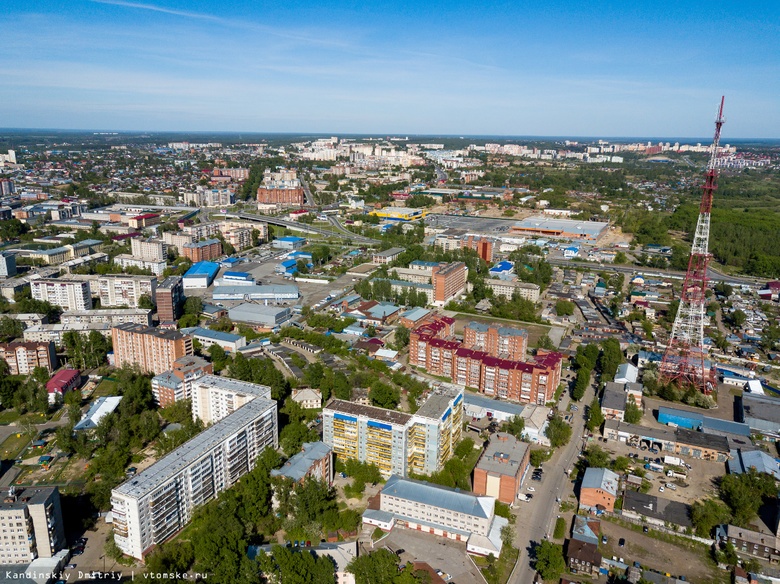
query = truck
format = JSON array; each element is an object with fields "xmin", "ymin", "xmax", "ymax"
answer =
[
  {"xmin": 645, "ymin": 462, "xmax": 663, "ymax": 473},
  {"xmin": 664, "ymin": 455, "xmax": 684, "ymax": 467},
  {"xmin": 666, "ymin": 469, "xmax": 687, "ymax": 480}
]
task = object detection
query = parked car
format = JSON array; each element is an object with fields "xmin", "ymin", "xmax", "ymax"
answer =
[
  {"xmin": 659, "ymin": 486, "xmax": 665, "ymax": 493},
  {"xmin": 395, "ymin": 549, "xmax": 405, "ymax": 556},
  {"xmin": 66, "ymin": 564, "xmax": 76, "ymax": 570},
  {"xmin": 527, "ymin": 487, "xmax": 535, "ymax": 492},
  {"xmin": 601, "ymin": 535, "xmax": 607, "ymax": 544},
  {"xmin": 619, "ymin": 538, "xmax": 625, "ymax": 547},
  {"xmin": 643, "ymin": 526, "xmax": 649, "ymax": 533}
]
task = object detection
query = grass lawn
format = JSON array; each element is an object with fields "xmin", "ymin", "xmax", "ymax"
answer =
[
  {"xmin": 450, "ymin": 313, "xmax": 553, "ymax": 347},
  {"xmin": 475, "ymin": 546, "xmax": 519, "ymax": 584},
  {"xmin": 0, "ymin": 410, "xmax": 21, "ymax": 425},
  {"xmin": 92, "ymin": 380, "xmax": 118, "ymax": 398},
  {"xmin": 0, "ymin": 433, "xmax": 31, "ymax": 461}
]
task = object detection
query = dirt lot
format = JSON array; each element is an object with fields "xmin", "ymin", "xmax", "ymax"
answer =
[
  {"xmin": 640, "ymin": 383, "xmax": 739, "ymax": 424},
  {"xmin": 599, "ymin": 518, "xmax": 728, "ymax": 584},
  {"xmin": 445, "ymin": 312, "xmax": 565, "ymax": 348}
]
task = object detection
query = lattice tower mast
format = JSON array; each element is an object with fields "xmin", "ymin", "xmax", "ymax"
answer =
[{"xmin": 660, "ymin": 97, "xmax": 725, "ymax": 393}]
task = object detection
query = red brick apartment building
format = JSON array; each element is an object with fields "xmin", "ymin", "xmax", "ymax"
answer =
[
  {"xmin": 463, "ymin": 322, "xmax": 527, "ymax": 360},
  {"xmin": 111, "ymin": 323, "xmax": 193, "ymax": 375},
  {"xmin": 462, "ymin": 236, "xmax": 494, "ymax": 263},
  {"xmin": 432, "ymin": 262, "xmax": 468, "ymax": 305},
  {"xmin": 0, "ymin": 342, "xmax": 57, "ymax": 375},
  {"xmin": 409, "ymin": 319, "xmax": 562, "ymax": 405},
  {"xmin": 181, "ymin": 239, "xmax": 223, "ymax": 262},
  {"xmin": 156, "ymin": 276, "xmax": 184, "ymax": 323}
]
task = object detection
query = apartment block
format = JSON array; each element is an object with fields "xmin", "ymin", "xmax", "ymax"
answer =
[
  {"xmin": 111, "ymin": 396, "xmax": 278, "ymax": 559},
  {"xmin": 435, "ymin": 235, "xmax": 495, "ymax": 263},
  {"xmin": 61, "ymin": 308, "xmax": 153, "ymax": 327},
  {"xmin": 0, "ymin": 251, "xmax": 17, "ymax": 278},
  {"xmin": 223, "ymin": 227, "xmax": 253, "ymax": 251},
  {"xmin": 156, "ymin": 276, "xmax": 184, "ymax": 323},
  {"xmin": 372, "ymin": 248, "xmax": 405, "ymax": 265},
  {"xmin": 130, "ymin": 238, "xmax": 167, "ymax": 262},
  {"xmin": 485, "ymin": 279, "xmax": 540, "ymax": 302},
  {"xmin": 31, "ymin": 279, "xmax": 92, "ymax": 311},
  {"xmin": 113, "ymin": 255, "xmax": 167, "ymax": 276},
  {"xmin": 0, "ymin": 342, "xmax": 57, "ymax": 375},
  {"xmin": 182, "ymin": 239, "xmax": 222, "ymax": 262},
  {"xmin": 322, "ymin": 387, "xmax": 463, "ymax": 477},
  {"xmin": 150, "ymin": 355, "xmax": 213, "ymax": 407},
  {"xmin": 97, "ymin": 275, "xmax": 157, "ymax": 308},
  {"xmin": 182, "ymin": 222, "xmax": 221, "ymax": 240},
  {"xmin": 473, "ymin": 432, "xmax": 530, "ymax": 504},
  {"xmin": 161, "ymin": 232, "xmax": 193, "ymax": 251},
  {"xmin": 111, "ymin": 323, "xmax": 193, "ymax": 375},
  {"xmin": 463, "ymin": 321, "xmax": 528, "ymax": 360},
  {"xmin": 432, "ymin": 262, "xmax": 468, "ymax": 305},
  {"xmin": 190, "ymin": 374, "xmax": 272, "ymax": 425},
  {"xmin": 256, "ymin": 169, "xmax": 304, "ymax": 206},
  {"xmin": 363, "ymin": 475, "xmax": 507, "ymax": 557},
  {"xmin": 0, "ymin": 487, "xmax": 66, "ymax": 564}
]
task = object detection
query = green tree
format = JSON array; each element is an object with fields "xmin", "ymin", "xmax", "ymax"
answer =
[
  {"xmin": 347, "ymin": 549, "xmax": 400, "ymax": 584},
  {"xmin": 257, "ymin": 545, "xmax": 336, "ymax": 584},
  {"xmin": 572, "ymin": 368, "xmax": 590, "ymax": 401},
  {"xmin": 624, "ymin": 400, "xmax": 642, "ymax": 424},
  {"xmin": 0, "ymin": 317, "xmax": 24, "ymax": 343},
  {"xmin": 691, "ymin": 498, "xmax": 731, "ymax": 537},
  {"xmin": 534, "ymin": 541, "xmax": 566, "ymax": 580},
  {"xmin": 586, "ymin": 397, "xmax": 605, "ymax": 432},
  {"xmin": 138, "ymin": 294, "xmax": 156, "ymax": 310},
  {"xmin": 720, "ymin": 469, "xmax": 778, "ymax": 526},
  {"xmin": 555, "ymin": 300, "xmax": 574, "ymax": 317},
  {"xmin": 183, "ymin": 296, "xmax": 203, "ymax": 316},
  {"xmin": 369, "ymin": 382, "xmax": 400, "ymax": 409},
  {"xmin": 598, "ymin": 338, "xmax": 622, "ymax": 381},
  {"xmin": 395, "ymin": 325, "xmax": 410, "ymax": 349},
  {"xmin": 504, "ymin": 415, "xmax": 525, "ymax": 440},
  {"xmin": 544, "ymin": 415, "xmax": 572, "ymax": 448},
  {"xmin": 729, "ymin": 309, "xmax": 747, "ymax": 328}
]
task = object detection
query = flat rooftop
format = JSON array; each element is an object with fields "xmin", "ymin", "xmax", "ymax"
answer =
[
  {"xmin": 324, "ymin": 399, "xmax": 411, "ymax": 426},
  {"xmin": 512, "ymin": 216, "xmax": 609, "ymax": 237},
  {"xmin": 476, "ymin": 432, "xmax": 529, "ymax": 477},
  {"xmin": 0, "ymin": 487, "xmax": 58, "ymax": 510},
  {"xmin": 414, "ymin": 390, "xmax": 460, "ymax": 421},
  {"xmin": 113, "ymin": 397, "xmax": 276, "ymax": 500}
]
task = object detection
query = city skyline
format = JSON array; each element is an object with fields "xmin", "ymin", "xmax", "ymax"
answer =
[{"xmin": 3, "ymin": 0, "xmax": 780, "ymax": 138}]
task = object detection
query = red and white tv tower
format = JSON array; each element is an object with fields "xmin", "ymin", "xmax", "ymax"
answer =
[{"xmin": 659, "ymin": 97, "xmax": 725, "ymax": 394}]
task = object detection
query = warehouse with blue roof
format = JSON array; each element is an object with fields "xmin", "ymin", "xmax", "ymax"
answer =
[
  {"xmin": 182, "ymin": 261, "xmax": 220, "ymax": 289},
  {"xmin": 272, "ymin": 236, "xmax": 306, "ymax": 250}
]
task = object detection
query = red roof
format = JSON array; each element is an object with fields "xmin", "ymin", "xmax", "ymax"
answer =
[
  {"xmin": 132, "ymin": 213, "xmax": 159, "ymax": 220},
  {"xmin": 45, "ymin": 368, "xmax": 80, "ymax": 393}
]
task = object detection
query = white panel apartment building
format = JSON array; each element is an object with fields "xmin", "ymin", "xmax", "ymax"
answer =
[
  {"xmin": 485, "ymin": 279, "xmax": 541, "ymax": 302},
  {"xmin": 97, "ymin": 275, "xmax": 157, "ymax": 308},
  {"xmin": 111, "ymin": 383, "xmax": 278, "ymax": 560},
  {"xmin": 0, "ymin": 487, "xmax": 66, "ymax": 564},
  {"xmin": 61, "ymin": 308, "xmax": 153, "ymax": 326},
  {"xmin": 31, "ymin": 279, "xmax": 92, "ymax": 311},
  {"xmin": 113, "ymin": 255, "xmax": 167, "ymax": 276},
  {"xmin": 130, "ymin": 238, "xmax": 167, "ymax": 262},
  {"xmin": 190, "ymin": 375, "xmax": 272, "ymax": 425}
]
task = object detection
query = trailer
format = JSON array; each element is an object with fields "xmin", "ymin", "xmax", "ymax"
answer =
[
  {"xmin": 664, "ymin": 455, "xmax": 684, "ymax": 467},
  {"xmin": 645, "ymin": 463, "xmax": 663, "ymax": 473}
]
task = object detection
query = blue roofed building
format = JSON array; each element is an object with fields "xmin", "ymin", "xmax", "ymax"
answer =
[
  {"xmin": 271, "ymin": 441, "xmax": 333, "ymax": 485},
  {"xmin": 275, "ymin": 259, "xmax": 298, "ymax": 275},
  {"xmin": 362, "ymin": 475, "xmax": 509, "ymax": 557},
  {"xmin": 572, "ymin": 515, "xmax": 600, "ymax": 546},
  {"xmin": 489, "ymin": 261, "xmax": 514, "ymax": 277},
  {"xmin": 182, "ymin": 261, "xmax": 220, "ymax": 289},
  {"xmin": 728, "ymin": 449, "xmax": 780, "ymax": 480},
  {"xmin": 181, "ymin": 326, "xmax": 246, "ymax": 352},
  {"xmin": 272, "ymin": 236, "xmax": 306, "ymax": 250}
]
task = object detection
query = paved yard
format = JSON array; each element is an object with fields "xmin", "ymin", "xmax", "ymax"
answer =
[{"xmin": 376, "ymin": 528, "xmax": 485, "ymax": 583}]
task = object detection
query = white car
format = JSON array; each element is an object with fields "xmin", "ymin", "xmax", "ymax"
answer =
[
  {"xmin": 527, "ymin": 487, "xmax": 536, "ymax": 492},
  {"xmin": 658, "ymin": 486, "xmax": 665, "ymax": 493}
]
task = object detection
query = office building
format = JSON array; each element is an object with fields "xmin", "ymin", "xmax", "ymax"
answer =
[
  {"xmin": 271, "ymin": 442, "xmax": 333, "ymax": 485},
  {"xmin": 156, "ymin": 276, "xmax": 184, "ymax": 323},
  {"xmin": 256, "ymin": 169, "xmax": 304, "ymax": 206},
  {"xmin": 150, "ymin": 355, "xmax": 213, "ymax": 407},
  {"xmin": 97, "ymin": 275, "xmax": 157, "ymax": 308},
  {"xmin": 435, "ymin": 235, "xmax": 495, "ymax": 263},
  {"xmin": 182, "ymin": 239, "xmax": 222, "ymax": 263},
  {"xmin": 463, "ymin": 322, "xmax": 528, "ymax": 360},
  {"xmin": 0, "ymin": 487, "xmax": 66, "ymax": 564},
  {"xmin": 31, "ymin": 279, "xmax": 92, "ymax": 311},
  {"xmin": 362, "ymin": 475, "xmax": 508, "ymax": 557},
  {"xmin": 113, "ymin": 254, "xmax": 167, "ymax": 276},
  {"xmin": 61, "ymin": 308, "xmax": 153, "ymax": 327},
  {"xmin": 111, "ymin": 396, "xmax": 278, "ymax": 559},
  {"xmin": 432, "ymin": 262, "xmax": 467, "ymax": 305},
  {"xmin": 0, "ymin": 251, "xmax": 17, "ymax": 277},
  {"xmin": 473, "ymin": 432, "xmax": 530, "ymax": 504},
  {"xmin": 190, "ymin": 374, "xmax": 272, "ymax": 425},
  {"xmin": 130, "ymin": 238, "xmax": 167, "ymax": 262},
  {"xmin": 485, "ymin": 279, "xmax": 540, "ymax": 302},
  {"xmin": 322, "ymin": 387, "xmax": 463, "ymax": 477},
  {"xmin": 111, "ymin": 323, "xmax": 193, "ymax": 375},
  {"xmin": 0, "ymin": 341, "xmax": 57, "ymax": 375}
]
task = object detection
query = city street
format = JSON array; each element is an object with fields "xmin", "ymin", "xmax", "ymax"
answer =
[{"xmin": 509, "ymin": 383, "xmax": 593, "ymax": 584}]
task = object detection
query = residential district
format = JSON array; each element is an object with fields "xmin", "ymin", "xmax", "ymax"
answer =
[{"xmin": 0, "ymin": 133, "xmax": 779, "ymax": 584}]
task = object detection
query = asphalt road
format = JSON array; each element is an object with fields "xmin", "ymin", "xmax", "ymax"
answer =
[{"xmin": 509, "ymin": 381, "xmax": 594, "ymax": 584}]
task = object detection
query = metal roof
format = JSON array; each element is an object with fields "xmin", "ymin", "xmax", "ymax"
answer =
[
  {"xmin": 183, "ymin": 261, "xmax": 220, "ymax": 278},
  {"xmin": 581, "ymin": 467, "xmax": 619, "ymax": 497},
  {"xmin": 270, "ymin": 441, "xmax": 332, "ymax": 482},
  {"xmin": 382, "ymin": 475, "xmax": 494, "ymax": 519}
]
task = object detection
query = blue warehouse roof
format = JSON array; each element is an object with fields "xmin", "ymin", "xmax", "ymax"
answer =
[{"xmin": 184, "ymin": 261, "xmax": 220, "ymax": 278}]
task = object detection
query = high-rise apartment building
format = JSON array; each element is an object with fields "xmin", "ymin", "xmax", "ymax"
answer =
[
  {"xmin": 31, "ymin": 279, "xmax": 92, "ymax": 311},
  {"xmin": 322, "ymin": 387, "xmax": 463, "ymax": 477},
  {"xmin": 181, "ymin": 239, "xmax": 222, "ymax": 262},
  {"xmin": 182, "ymin": 222, "xmax": 221, "ymax": 240},
  {"xmin": 0, "ymin": 487, "xmax": 66, "ymax": 564},
  {"xmin": 111, "ymin": 395, "xmax": 278, "ymax": 559},
  {"xmin": 61, "ymin": 308, "xmax": 153, "ymax": 327},
  {"xmin": 0, "ymin": 251, "xmax": 17, "ymax": 277},
  {"xmin": 97, "ymin": 275, "xmax": 157, "ymax": 308},
  {"xmin": 111, "ymin": 324, "xmax": 193, "ymax": 375},
  {"xmin": 0, "ymin": 342, "xmax": 57, "ymax": 375},
  {"xmin": 224, "ymin": 227, "xmax": 253, "ymax": 251},
  {"xmin": 432, "ymin": 262, "xmax": 468, "ymax": 305},
  {"xmin": 156, "ymin": 276, "xmax": 184, "ymax": 323},
  {"xmin": 190, "ymin": 375, "xmax": 272, "ymax": 425},
  {"xmin": 256, "ymin": 169, "xmax": 304, "ymax": 206},
  {"xmin": 150, "ymin": 355, "xmax": 213, "ymax": 407},
  {"xmin": 130, "ymin": 238, "xmax": 167, "ymax": 262},
  {"xmin": 161, "ymin": 231, "xmax": 193, "ymax": 251},
  {"xmin": 463, "ymin": 322, "xmax": 528, "ymax": 360}
]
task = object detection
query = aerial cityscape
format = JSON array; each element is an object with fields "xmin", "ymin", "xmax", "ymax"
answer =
[{"xmin": 2, "ymin": 2, "xmax": 780, "ymax": 584}]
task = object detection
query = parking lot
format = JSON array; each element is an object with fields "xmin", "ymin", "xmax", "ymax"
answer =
[{"xmin": 375, "ymin": 528, "xmax": 484, "ymax": 583}]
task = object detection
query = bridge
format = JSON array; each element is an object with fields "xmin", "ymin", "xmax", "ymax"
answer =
[{"xmin": 234, "ymin": 213, "xmax": 380, "ymax": 245}]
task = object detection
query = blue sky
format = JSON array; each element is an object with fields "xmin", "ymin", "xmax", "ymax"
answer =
[{"xmin": 2, "ymin": 0, "xmax": 779, "ymax": 137}]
